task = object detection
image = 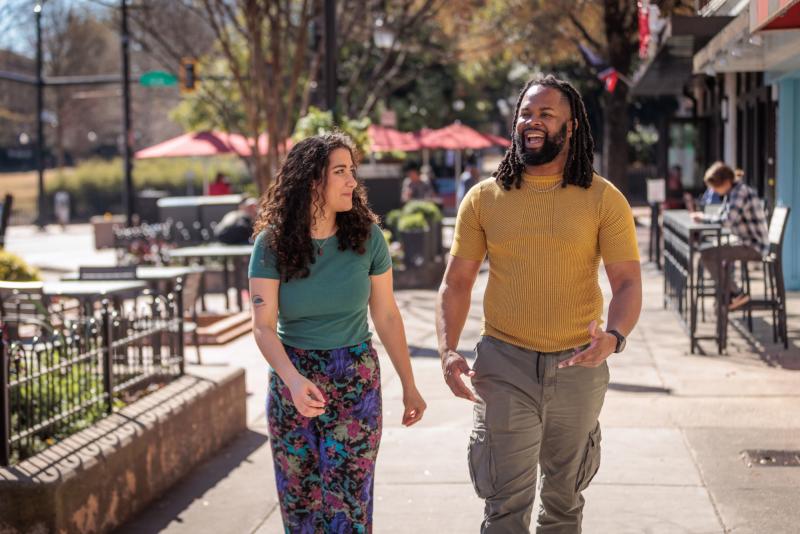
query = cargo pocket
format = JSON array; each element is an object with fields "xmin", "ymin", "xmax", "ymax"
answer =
[
  {"xmin": 574, "ymin": 422, "xmax": 602, "ymax": 493},
  {"xmin": 468, "ymin": 428, "xmax": 496, "ymax": 499}
]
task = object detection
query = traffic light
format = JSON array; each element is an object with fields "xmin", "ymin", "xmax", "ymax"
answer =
[{"xmin": 180, "ymin": 57, "xmax": 197, "ymax": 94}]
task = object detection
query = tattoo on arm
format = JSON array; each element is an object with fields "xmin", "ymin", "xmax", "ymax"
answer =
[{"xmin": 252, "ymin": 294, "xmax": 265, "ymax": 307}]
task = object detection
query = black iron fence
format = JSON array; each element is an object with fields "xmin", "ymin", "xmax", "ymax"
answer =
[{"xmin": 0, "ymin": 290, "xmax": 185, "ymax": 466}]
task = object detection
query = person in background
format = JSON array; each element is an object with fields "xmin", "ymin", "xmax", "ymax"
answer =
[
  {"xmin": 401, "ymin": 161, "xmax": 435, "ymax": 202},
  {"xmin": 208, "ymin": 172, "xmax": 232, "ymax": 196},
  {"xmin": 457, "ymin": 160, "xmax": 481, "ymax": 208},
  {"xmin": 701, "ymin": 183, "xmax": 725, "ymax": 207},
  {"xmin": 664, "ymin": 165, "xmax": 687, "ymax": 210},
  {"xmin": 214, "ymin": 197, "xmax": 258, "ymax": 244},
  {"xmin": 690, "ymin": 162, "xmax": 769, "ymax": 311}
]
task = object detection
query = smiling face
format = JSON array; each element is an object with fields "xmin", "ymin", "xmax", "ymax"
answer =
[
  {"xmin": 320, "ymin": 147, "xmax": 358, "ymax": 214},
  {"xmin": 515, "ymin": 85, "xmax": 574, "ymax": 169}
]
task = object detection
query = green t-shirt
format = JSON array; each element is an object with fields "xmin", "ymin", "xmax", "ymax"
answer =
[{"xmin": 248, "ymin": 223, "xmax": 392, "ymax": 350}]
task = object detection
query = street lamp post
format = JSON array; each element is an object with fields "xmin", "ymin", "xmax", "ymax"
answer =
[
  {"xmin": 35, "ymin": 2, "xmax": 46, "ymax": 229},
  {"xmin": 120, "ymin": 0, "xmax": 134, "ymax": 227},
  {"xmin": 324, "ymin": 0, "xmax": 337, "ymax": 122}
]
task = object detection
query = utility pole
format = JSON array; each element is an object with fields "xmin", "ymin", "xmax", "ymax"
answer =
[
  {"xmin": 324, "ymin": 0, "xmax": 337, "ymax": 122},
  {"xmin": 120, "ymin": 0, "xmax": 134, "ymax": 227},
  {"xmin": 34, "ymin": 3, "xmax": 46, "ymax": 229}
]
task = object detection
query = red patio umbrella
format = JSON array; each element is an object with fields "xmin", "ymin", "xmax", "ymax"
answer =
[
  {"xmin": 483, "ymin": 132, "xmax": 511, "ymax": 148},
  {"xmin": 134, "ymin": 131, "xmax": 252, "ymax": 159},
  {"xmin": 367, "ymin": 124, "xmax": 422, "ymax": 152},
  {"xmin": 418, "ymin": 122, "xmax": 507, "ymax": 150}
]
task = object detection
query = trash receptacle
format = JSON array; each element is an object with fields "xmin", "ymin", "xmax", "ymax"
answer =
[{"xmin": 137, "ymin": 189, "xmax": 168, "ymax": 223}]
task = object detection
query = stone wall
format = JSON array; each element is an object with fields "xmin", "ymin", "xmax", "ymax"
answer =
[{"xmin": 0, "ymin": 365, "xmax": 246, "ymax": 533}]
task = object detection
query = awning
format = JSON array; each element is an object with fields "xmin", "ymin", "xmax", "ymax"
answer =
[
  {"xmin": 694, "ymin": 10, "xmax": 765, "ymax": 73},
  {"xmin": 750, "ymin": 0, "xmax": 800, "ymax": 31},
  {"xmin": 631, "ymin": 15, "xmax": 733, "ymax": 96},
  {"xmin": 694, "ymin": 4, "xmax": 800, "ymax": 74}
]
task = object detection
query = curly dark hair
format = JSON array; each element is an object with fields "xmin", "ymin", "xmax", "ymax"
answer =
[
  {"xmin": 494, "ymin": 74, "xmax": 595, "ymax": 191},
  {"xmin": 253, "ymin": 132, "xmax": 378, "ymax": 282}
]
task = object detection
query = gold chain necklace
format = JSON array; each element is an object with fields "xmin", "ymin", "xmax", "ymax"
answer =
[{"xmin": 528, "ymin": 180, "xmax": 562, "ymax": 193}]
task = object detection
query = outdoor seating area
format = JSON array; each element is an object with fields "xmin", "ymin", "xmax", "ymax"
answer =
[{"xmin": 660, "ymin": 205, "xmax": 792, "ymax": 354}]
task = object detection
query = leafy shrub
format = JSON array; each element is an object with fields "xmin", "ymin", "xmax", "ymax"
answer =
[
  {"xmin": 385, "ymin": 209, "xmax": 403, "ymax": 234},
  {"xmin": 397, "ymin": 212, "xmax": 429, "ymax": 232},
  {"xmin": 46, "ymin": 157, "xmax": 251, "ymax": 219},
  {"xmin": 402, "ymin": 200, "xmax": 443, "ymax": 224},
  {"xmin": 0, "ymin": 250, "xmax": 40, "ymax": 281}
]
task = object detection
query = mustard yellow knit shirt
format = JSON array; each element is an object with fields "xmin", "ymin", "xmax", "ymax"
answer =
[{"xmin": 452, "ymin": 172, "xmax": 639, "ymax": 352}]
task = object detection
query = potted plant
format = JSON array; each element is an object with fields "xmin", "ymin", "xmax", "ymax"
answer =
[
  {"xmin": 402, "ymin": 200, "xmax": 443, "ymax": 258},
  {"xmin": 384, "ymin": 208, "xmax": 403, "ymax": 237},
  {"xmin": 397, "ymin": 212, "xmax": 430, "ymax": 269}
]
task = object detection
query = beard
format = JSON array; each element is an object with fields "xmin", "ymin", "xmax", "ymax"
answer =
[{"xmin": 515, "ymin": 122, "xmax": 568, "ymax": 167}]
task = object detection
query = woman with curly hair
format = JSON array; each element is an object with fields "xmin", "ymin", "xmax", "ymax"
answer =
[{"xmin": 248, "ymin": 132, "xmax": 426, "ymax": 533}]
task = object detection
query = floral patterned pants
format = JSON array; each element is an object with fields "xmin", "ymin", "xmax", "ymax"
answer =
[{"xmin": 267, "ymin": 341, "xmax": 382, "ymax": 534}]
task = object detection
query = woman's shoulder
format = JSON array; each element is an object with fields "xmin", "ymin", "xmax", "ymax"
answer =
[{"xmin": 368, "ymin": 222, "xmax": 387, "ymax": 244}]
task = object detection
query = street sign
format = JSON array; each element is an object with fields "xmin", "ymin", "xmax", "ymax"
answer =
[{"xmin": 139, "ymin": 70, "xmax": 178, "ymax": 87}]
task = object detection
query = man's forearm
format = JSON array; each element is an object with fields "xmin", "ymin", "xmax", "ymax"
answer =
[
  {"xmin": 436, "ymin": 282, "xmax": 472, "ymax": 356},
  {"xmin": 606, "ymin": 282, "xmax": 642, "ymax": 337}
]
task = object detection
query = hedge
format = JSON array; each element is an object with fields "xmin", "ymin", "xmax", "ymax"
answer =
[{"xmin": 46, "ymin": 157, "xmax": 252, "ymax": 220}]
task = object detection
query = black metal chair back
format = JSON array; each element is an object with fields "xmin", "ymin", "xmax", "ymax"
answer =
[{"xmin": 0, "ymin": 282, "xmax": 53, "ymax": 337}]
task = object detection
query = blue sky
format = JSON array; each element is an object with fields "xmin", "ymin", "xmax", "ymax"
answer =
[{"xmin": 1, "ymin": 0, "xmax": 107, "ymax": 58}]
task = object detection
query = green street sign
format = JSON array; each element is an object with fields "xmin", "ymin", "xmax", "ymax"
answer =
[{"xmin": 139, "ymin": 70, "xmax": 178, "ymax": 87}]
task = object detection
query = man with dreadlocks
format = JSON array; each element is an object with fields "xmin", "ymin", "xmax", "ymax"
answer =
[{"xmin": 435, "ymin": 75, "xmax": 642, "ymax": 533}]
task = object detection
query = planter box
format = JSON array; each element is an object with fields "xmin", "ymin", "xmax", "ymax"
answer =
[
  {"xmin": 393, "ymin": 256, "xmax": 446, "ymax": 290},
  {"xmin": 0, "ymin": 366, "xmax": 246, "ymax": 534},
  {"xmin": 400, "ymin": 230, "xmax": 430, "ymax": 269},
  {"xmin": 91, "ymin": 215, "xmax": 126, "ymax": 249}
]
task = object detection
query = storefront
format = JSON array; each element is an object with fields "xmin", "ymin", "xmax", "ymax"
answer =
[{"xmin": 691, "ymin": 0, "xmax": 800, "ymax": 289}]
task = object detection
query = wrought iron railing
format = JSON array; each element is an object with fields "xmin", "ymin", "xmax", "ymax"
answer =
[{"xmin": 1, "ymin": 290, "xmax": 185, "ymax": 466}]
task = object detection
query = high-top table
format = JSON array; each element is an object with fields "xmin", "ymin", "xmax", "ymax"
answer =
[
  {"xmin": 662, "ymin": 210, "xmax": 728, "ymax": 353},
  {"xmin": 168, "ymin": 244, "xmax": 253, "ymax": 312},
  {"xmin": 62, "ymin": 266, "xmax": 203, "ymax": 292}
]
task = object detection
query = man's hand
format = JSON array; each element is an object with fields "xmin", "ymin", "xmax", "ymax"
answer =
[
  {"xmin": 558, "ymin": 320, "xmax": 617, "ymax": 369},
  {"xmin": 441, "ymin": 349, "xmax": 476, "ymax": 402},
  {"xmin": 690, "ymin": 211, "xmax": 705, "ymax": 222}
]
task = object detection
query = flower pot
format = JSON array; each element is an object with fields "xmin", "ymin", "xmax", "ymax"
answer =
[{"xmin": 400, "ymin": 229, "xmax": 429, "ymax": 268}]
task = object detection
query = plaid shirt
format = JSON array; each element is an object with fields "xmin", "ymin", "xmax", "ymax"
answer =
[{"xmin": 704, "ymin": 181, "xmax": 769, "ymax": 257}]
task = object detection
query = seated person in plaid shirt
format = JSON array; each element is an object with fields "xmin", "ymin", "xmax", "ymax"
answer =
[{"xmin": 690, "ymin": 162, "xmax": 769, "ymax": 311}]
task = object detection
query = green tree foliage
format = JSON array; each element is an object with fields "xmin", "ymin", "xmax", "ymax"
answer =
[{"xmin": 292, "ymin": 107, "xmax": 371, "ymax": 158}]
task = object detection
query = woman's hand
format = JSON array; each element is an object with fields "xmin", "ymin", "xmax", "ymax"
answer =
[
  {"xmin": 401, "ymin": 386, "xmax": 427, "ymax": 427},
  {"xmin": 286, "ymin": 374, "xmax": 327, "ymax": 418}
]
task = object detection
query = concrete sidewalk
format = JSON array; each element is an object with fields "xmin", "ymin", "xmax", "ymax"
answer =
[
  {"xmin": 118, "ymin": 256, "xmax": 800, "ymax": 533},
  {"xmin": 6, "ymin": 223, "xmax": 799, "ymax": 532}
]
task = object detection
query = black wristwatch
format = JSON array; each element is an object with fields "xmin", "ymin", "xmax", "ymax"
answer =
[{"xmin": 607, "ymin": 329, "xmax": 626, "ymax": 353}]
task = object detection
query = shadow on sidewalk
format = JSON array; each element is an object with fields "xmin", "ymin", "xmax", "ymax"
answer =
[
  {"xmin": 117, "ymin": 428, "xmax": 268, "ymax": 533},
  {"xmin": 608, "ymin": 382, "xmax": 672, "ymax": 394}
]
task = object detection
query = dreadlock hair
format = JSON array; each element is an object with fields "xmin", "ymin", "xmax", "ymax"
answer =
[{"xmin": 493, "ymin": 74, "xmax": 595, "ymax": 191}]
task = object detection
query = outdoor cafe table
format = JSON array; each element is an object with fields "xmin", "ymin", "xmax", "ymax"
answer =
[
  {"xmin": 61, "ymin": 266, "xmax": 203, "ymax": 294},
  {"xmin": 168, "ymin": 243, "xmax": 253, "ymax": 312},
  {"xmin": 42, "ymin": 280, "xmax": 147, "ymax": 316},
  {"xmin": 662, "ymin": 210, "xmax": 729, "ymax": 354}
]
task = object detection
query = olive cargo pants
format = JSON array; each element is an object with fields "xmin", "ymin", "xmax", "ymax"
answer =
[{"xmin": 468, "ymin": 336, "xmax": 609, "ymax": 533}]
